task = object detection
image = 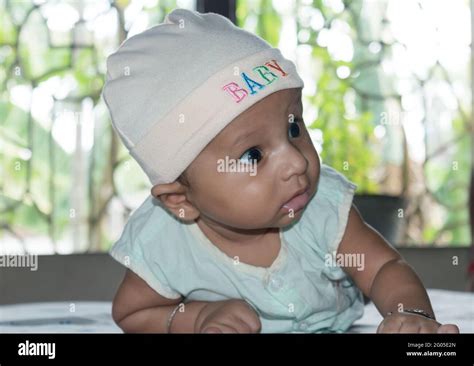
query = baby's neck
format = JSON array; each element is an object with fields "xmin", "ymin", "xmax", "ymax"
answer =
[
  {"xmin": 195, "ymin": 217, "xmax": 281, "ymax": 268},
  {"xmin": 195, "ymin": 217, "xmax": 273, "ymax": 246}
]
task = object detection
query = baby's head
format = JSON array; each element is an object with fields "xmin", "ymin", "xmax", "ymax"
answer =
[{"xmin": 102, "ymin": 8, "xmax": 320, "ymax": 231}]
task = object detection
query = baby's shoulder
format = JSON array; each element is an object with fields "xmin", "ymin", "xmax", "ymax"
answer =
[
  {"xmin": 317, "ymin": 164, "xmax": 357, "ymax": 198},
  {"xmin": 301, "ymin": 164, "xmax": 356, "ymax": 218},
  {"xmin": 110, "ymin": 194, "xmax": 187, "ymax": 255}
]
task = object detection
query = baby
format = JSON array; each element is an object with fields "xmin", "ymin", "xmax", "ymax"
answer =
[{"xmin": 102, "ymin": 8, "xmax": 459, "ymax": 334}]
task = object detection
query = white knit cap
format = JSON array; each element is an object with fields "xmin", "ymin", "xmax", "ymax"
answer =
[{"xmin": 102, "ymin": 8, "xmax": 304, "ymax": 185}]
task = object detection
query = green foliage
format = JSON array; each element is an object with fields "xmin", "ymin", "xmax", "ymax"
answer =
[
  {"xmin": 0, "ymin": 0, "xmax": 470, "ymax": 250},
  {"xmin": 237, "ymin": 0, "xmax": 281, "ymax": 46},
  {"xmin": 423, "ymin": 116, "xmax": 471, "ymax": 245},
  {"xmin": 256, "ymin": 0, "xmax": 281, "ymax": 47},
  {"xmin": 308, "ymin": 45, "xmax": 380, "ymax": 192},
  {"xmin": 1, "ymin": 98, "xmax": 72, "ymax": 240}
]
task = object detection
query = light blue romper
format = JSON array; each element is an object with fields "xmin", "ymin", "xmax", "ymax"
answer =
[{"xmin": 109, "ymin": 164, "xmax": 365, "ymax": 333}]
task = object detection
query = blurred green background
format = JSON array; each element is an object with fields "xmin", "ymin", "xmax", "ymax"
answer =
[{"xmin": 0, "ymin": 0, "xmax": 471, "ymax": 254}]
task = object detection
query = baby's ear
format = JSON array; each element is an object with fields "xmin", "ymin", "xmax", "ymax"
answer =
[{"xmin": 151, "ymin": 181, "xmax": 199, "ymax": 222}]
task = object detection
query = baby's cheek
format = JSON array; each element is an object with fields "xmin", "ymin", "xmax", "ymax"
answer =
[
  {"xmin": 192, "ymin": 169, "xmax": 277, "ymax": 224},
  {"xmin": 216, "ymin": 188, "xmax": 276, "ymax": 226}
]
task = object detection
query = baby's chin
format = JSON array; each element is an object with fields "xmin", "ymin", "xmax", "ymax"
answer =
[
  {"xmin": 245, "ymin": 203, "xmax": 309, "ymax": 229},
  {"xmin": 217, "ymin": 211, "xmax": 303, "ymax": 231},
  {"xmin": 277, "ymin": 206, "xmax": 307, "ymax": 226},
  {"xmin": 204, "ymin": 196, "xmax": 312, "ymax": 230},
  {"xmin": 234, "ymin": 205, "xmax": 307, "ymax": 230}
]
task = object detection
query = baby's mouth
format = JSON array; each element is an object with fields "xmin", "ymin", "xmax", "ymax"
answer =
[{"xmin": 282, "ymin": 187, "xmax": 310, "ymax": 213}]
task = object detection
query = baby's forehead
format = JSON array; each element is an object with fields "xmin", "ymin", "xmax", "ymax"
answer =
[
  {"xmin": 209, "ymin": 88, "xmax": 302, "ymax": 146},
  {"xmin": 233, "ymin": 89, "xmax": 303, "ymax": 123},
  {"xmin": 235, "ymin": 88, "xmax": 302, "ymax": 122}
]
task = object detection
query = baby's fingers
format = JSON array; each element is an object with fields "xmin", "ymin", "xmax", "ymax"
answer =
[
  {"xmin": 201, "ymin": 317, "xmax": 254, "ymax": 334},
  {"xmin": 202, "ymin": 326, "xmax": 222, "ymax": 333},
  {"xmin": 377, "ymin": 318, "xmax": 402, "ymax": 333},
  {"xmin": 241, "ymin": 317, "xmax": 261, "ymax": 333},
  {"xmin": 232, "ymin": 318, "xmax": 254, "ymax": 333},
  {"xmin": 201, "ymin": 323, "xmax": 238, "ymax": 334},
  {"xmin": 227, "ymin": 314, "xmax": 260, "ymax": 333},
  {"xmin": 437, "ymin": 324, "xmax": 459, "ymax": 333},
  {"xmin": 239, "ymin": 306, "xmax": 262, "ymax": 333},
  {"xmin": 399, "ymin": 322, "xmax": 421, "ymax": 333}
]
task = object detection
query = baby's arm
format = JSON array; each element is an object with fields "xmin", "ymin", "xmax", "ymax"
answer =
[
  {"xmin": 338, "ymin": 204, "xmax": 459, "ymax": 333},
  {"xmin": 112, "ymin": 269, "xmax": 203, "ymax": 332},
  {"xmin": 112, "ymin": 269, "xmax": 260, "ymax": 333}
]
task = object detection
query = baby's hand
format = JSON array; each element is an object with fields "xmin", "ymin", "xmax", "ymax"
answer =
[
  {"xmin": 377, "ymin": 312, "xmax": 459, "ymax": 333},
  {"xmin": 194, "ymin": 299, "xmax": 261, "ymax": 333}
]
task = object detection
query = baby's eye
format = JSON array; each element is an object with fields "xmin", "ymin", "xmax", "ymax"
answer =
[
  {"xmin": 239, "ymin": 147, "xmax": 263, "ymax": 164},
  {"xmin": 288, "ymin": 120, "xmax": 301, "ymax": 139}
]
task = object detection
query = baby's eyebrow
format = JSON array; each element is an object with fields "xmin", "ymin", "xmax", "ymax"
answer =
[{"xmin": 231, "ymin": 128, "xmax": 261, "ymax": 147}]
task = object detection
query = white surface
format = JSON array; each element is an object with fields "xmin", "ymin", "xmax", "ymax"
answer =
[
  {"xmin": 0, "ymin": 301, "xmax": 121, "ymax": 333},
  {"xmin": 0, "ymin": 289, "xmax": 472, "ymax": 333}
]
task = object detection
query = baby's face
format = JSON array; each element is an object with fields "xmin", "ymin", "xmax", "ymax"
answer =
[{"xmin": 181, "ymin": 87, "xmax": 320, "ymax": 230}]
